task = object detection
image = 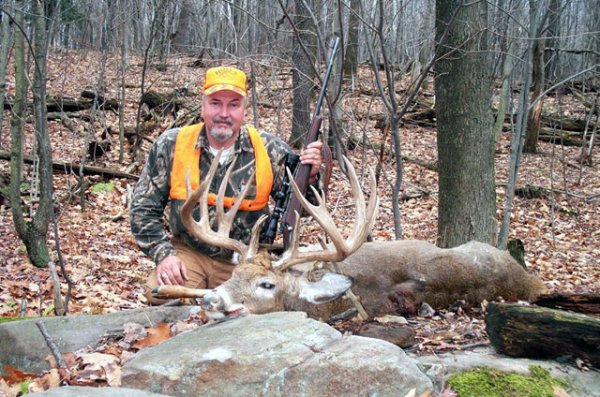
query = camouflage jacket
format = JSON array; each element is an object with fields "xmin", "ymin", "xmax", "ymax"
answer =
[{"xmin": 130, "ymin": 124, "xmax": 317, "ymax": 265}]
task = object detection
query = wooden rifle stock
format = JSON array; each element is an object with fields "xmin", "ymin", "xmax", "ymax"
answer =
[{"xmin": 282, "ymin": 115, "xmax": 322, "ymax": 248}]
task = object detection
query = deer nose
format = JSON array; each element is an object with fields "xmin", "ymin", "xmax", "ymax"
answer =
[{"xmin": 201, "ymin": 292, "xmax": 224, "ymax": 311}]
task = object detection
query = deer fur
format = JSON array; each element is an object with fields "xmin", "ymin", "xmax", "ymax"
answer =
[
  {"xmin": 323, "ymin": 239, "xmax": 547, "ymax": 317},
  {"xmin": 155, "ymin": 151, "xmax": 546, "ymax": 320},
  {"xmin": 191, "ymin": 239, "xmax": 547, "ymax": 320}
]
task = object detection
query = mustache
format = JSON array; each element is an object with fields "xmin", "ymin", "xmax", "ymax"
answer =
[{"xmin": 213, "ymin": 116, "xmax": 233, "ymax": 126}]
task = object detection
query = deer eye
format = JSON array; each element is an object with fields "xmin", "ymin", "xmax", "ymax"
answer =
[{"xmin": 259, "ymin": 281, "xmax": 275, "ymax": 290}]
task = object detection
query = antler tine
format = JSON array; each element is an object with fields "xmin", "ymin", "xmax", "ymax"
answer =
[
  {"xmin": 180, "ymin": 150, "xmax": 251, "ymax": 257},
  {"xmin": 216, "ymin": 157, "xmax": 256, "ymax": 235},
  {"xmin": 273, "ymin": 156, "xmax": 379, "ymax": 270},
  {"xmin": 246, "ymin": 214, "xmax": 269, "ymax": 260}
]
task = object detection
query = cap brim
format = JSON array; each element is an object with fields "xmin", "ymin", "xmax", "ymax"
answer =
[{"xmin": 203, "ymin": 84, "xmax": 246, "ymax": 97}]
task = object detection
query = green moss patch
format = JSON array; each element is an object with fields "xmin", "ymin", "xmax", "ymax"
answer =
[
  {"xmin": 447, "ymin": 365, "xmax": 569, "ymax": 397},
  {"xmin": 0, "ymin": 316, "xmax": 24, "ymax": 324}
]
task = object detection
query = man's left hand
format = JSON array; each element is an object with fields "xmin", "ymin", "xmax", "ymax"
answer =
[{"xmin": 300, "ymin": 141, "xmax": 323, "ymax": 182}]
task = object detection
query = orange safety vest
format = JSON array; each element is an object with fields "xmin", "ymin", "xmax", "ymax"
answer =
[{"xmin": 169, "ymin": 123, "xmax": 273, "ymax": 211}]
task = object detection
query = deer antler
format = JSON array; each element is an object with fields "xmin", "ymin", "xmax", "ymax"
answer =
[
  {"xmin": 180, "ymin": 150, "xmax": 267, "ymax": 262},
  {"xmin": 273, "ymin": 156, "xmax": 379, "ymax": 270}
]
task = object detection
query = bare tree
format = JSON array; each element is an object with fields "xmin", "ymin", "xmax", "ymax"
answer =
[
  {"xmin": 287, "ymin": 0, "xmax": 317, "ymax": 149},
  {"xmin": 9, "ymin": 0, "xmax": 54, "ymax": 268},
  {"xmin": 0, "ymin": 3, "xmax": 13, "ymax": 149},
  {"xmin": 498, "ymin": 2, "xmax": 542, "ymax": 249},
  {"xmin": 363, "ymin": 1, "xmax": 404, "ymax": 239},
  {"xmin": 343, "ymin": 0, "xmax": 360, "ymax": 82}
]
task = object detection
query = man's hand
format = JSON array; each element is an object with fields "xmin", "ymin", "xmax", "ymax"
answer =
[
  {"xmin": 300, "ymin": 141, "xmax": 323, "ymax": 182},
  {"xmin": 157, "ymin": 255, "xmax": 190, "ymax": 286}
]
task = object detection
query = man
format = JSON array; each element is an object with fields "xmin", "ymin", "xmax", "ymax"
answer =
[{"xmin": 130, "ymin": 66, "xmax": 323, "ymax": 304}]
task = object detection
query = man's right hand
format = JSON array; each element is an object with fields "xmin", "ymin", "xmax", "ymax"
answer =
[{"xmin": 156, "ymin": 255, "xmax": 190, "ymax": 286}]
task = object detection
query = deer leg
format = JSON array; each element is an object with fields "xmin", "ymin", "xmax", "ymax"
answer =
[{"xmin": 387, "ymin": 280, "xmax": 423, "ymax": 316}]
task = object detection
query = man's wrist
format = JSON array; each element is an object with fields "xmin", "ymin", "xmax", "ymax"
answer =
[{"xmin": 153, "ymin": 245, "xmax": 177, "ymax": 267}]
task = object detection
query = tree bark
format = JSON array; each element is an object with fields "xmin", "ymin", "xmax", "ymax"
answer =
[
  {"xmin": 485, "ymin": 302, "xmax": 600, "ymax": 368},
  {"xmin": 0, "ymin": 6, "xmax": 12, "ymax": 149},
  {"xmin": 533, "ymin": 293, "xmax": 600, "ymax": 316},
  {"xmin": 343, "ymin": 0, "xmax": 360, "ymax": 80},
  {"xmin": 9, "ymin": 0, "xmax": 29, "ymax": 263},
  {"xmin": 435, "ymin": 0, "xmax": 496, "ymax": 247},
  {"xmin": 524, "ymin": 37, "xmax": 545, "ymax": 153},
  {"xmin": 288, "ymin": 0, "xmax": 315, "ymax": 149},
  {"xmin": 28, "ymin": 0, "xmax": 53, "ymax": 267}
]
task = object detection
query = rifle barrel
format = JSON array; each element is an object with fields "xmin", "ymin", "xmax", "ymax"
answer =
[{"xmin": 314, "ymin": 37, "xmax": 340, "ymax": 117}]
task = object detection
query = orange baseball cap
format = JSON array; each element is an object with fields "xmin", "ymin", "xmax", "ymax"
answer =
[{"xmin": 202, "ymin": 66, "xmax": 247, "ymax": 97}]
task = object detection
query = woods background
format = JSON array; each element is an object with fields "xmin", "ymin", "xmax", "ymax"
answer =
[{"xmin": 0, "ymin": 0, "xmax": 598, "ymax": 316}]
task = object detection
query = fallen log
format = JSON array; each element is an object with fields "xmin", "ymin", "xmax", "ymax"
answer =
[
  {"xmin": 485, "ymin": 302, "xmax": 600, "ymax": 368},
  {"xmin": 0, "ymin": 150, "xmax": 138, "ymax": 180},
  {"xmin": 533, "ymin": 292, "xmax": 600, "ymax": 316},
  {"xmin": 4, "ymin": 95, "xmax": 120, "ymax": 112}
]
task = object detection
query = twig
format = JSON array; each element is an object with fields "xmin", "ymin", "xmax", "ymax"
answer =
[
  {"xmin": 19, "ymin": 299, "xmax": 27, "ymax": 317},
  {"xmin": 47, "ymin": 261, "xmax": 64, "ymax": 315},
  {"xmin": 36, "ymin": 321, "xmax": 67, "ymax": 369}
]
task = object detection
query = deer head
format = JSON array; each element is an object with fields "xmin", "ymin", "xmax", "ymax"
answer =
[{"xmin": 153, "ymin": 150, "xmax": 379, "ymax": 317}]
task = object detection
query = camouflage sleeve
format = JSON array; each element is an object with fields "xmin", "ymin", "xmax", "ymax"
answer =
[
  {"xmin": 260, "ymin": 131, "xmax": 293, "ymax": 194},
  {"xmin": 130, "ymin": 129, "xmax": 179, "ymax": 265},
  {"xmin": 260, "ymin": 131, "xmax": 322, "ymax": 204}
]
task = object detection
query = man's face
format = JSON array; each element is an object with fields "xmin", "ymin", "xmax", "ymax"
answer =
[{"xmin": 201, "ymin": 90, "xmax": 246, "ymax": 145}]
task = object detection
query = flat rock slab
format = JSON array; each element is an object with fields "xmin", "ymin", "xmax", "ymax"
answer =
[
  {"xmin": 412, "ymin": 346, "xmax": 600, "ymax": 397},
  {"xmin": 0, "ymin": 306, "xmax": 196, "ymax": 373},
  {"xmin": 357, "ymin": 322, "xmax": 415, "ymax": 347},
  {"xmin": 121, "ymin": 311, "xmax": 433, "ymax": 396},
  {"xmin": 29, "ymin": 386, "xmax": 171, "ymax": 397}
]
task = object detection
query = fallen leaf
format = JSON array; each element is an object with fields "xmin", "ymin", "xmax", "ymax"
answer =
[
  {"xmin": 132, "ymin": 322, "xmax": 171, "ymax": 349},
  {"xmin": 27, "ymin": 368, "xmax": 61, "ymax": 393},
  {"xmin": 0, "ymin": 364, "xmax": 37, "ymax": 383},
  {"xmin": 553, "ymin": 385, "xmax": 572, "ymax": 397},
  {"xmin": 374, "ymin": 315, "xmax": 409, "ymax": 325},
  {"xmin": 0, "ymin": 379, "xmax": 21, "ymax": 397},
  {"xmin": 403, "ymin": 388, "xmax": 416, "ymax": 397},
  {"xmin": 77, "ymin": 352, "xmax": 121, "ymax": 386}
]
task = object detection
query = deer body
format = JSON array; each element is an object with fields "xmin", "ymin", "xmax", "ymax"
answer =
[
  {"xmin": 153, "ymin": 152, "xmax": 545, "ymax": 320},
  {"xmin": 322, "ymin": 239, "xmax": 547, "ymax": 317}
]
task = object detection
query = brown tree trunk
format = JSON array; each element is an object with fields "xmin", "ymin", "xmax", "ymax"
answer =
[
  {"xmin": 524, "ymin": 38, "xmax": 545, "ymax": 153},
  {"xmin": 435, "ymin": 0, "xmax": 496, "ymax": 247},
  {"xmin": 288, "ymin": 0, "xmax": 316, "ymax": 149}
]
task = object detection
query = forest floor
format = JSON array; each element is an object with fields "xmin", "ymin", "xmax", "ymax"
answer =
[{"xmin": 0, "ymin": 51, "xmax": 599, "ymax": 363}]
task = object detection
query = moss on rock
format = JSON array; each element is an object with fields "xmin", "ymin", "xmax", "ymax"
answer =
[{"xmin": 447, "ymin": 365, "xmax": 569, "ymax": 397}]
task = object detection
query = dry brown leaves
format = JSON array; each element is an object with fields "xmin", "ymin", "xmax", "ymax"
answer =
[{"xmin": 0, "ymin": 51, "xmax": 599, "ymax": 396}]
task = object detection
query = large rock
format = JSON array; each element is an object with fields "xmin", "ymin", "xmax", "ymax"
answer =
[
  {"xmin": 121, "ymin": 311, "xmax": 432, "ymax": 396},
  {"xmin": 0, "ymin": 306, "xmax": 195, "ymax": 374},
  {"xmin": 29, "ymin": 386, "xmax": 171, "ymax": 397},
  {"xmin": 413, "ymin": 346, "xmax": 600, "ymax": 397}
]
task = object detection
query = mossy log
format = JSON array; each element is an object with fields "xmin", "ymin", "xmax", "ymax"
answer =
[{"xmin": 485, "ymin": 302, "xmax": 600, "ymax": 368}]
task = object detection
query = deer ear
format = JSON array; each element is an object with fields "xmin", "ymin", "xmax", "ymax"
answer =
[{"xmin": 298, "ymin": 273, "xmax": 353, "ymax": 304}]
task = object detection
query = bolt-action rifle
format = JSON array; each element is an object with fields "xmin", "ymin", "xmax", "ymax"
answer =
[{"xmin": 261, "ymin": 37, "xmax": 339, "ymax": 250}]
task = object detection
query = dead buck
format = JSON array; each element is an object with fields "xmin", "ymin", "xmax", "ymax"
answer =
[{"xmin": 153, "ymin": 152, "xmax": 546, "ymax": 319}]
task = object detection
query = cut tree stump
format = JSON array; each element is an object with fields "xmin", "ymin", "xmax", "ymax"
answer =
[{"xmin": 485, "ymin": 302, "xmax": 600, "ymax": 368}]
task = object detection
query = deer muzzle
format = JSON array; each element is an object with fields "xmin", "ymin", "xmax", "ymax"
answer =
[{"xmin": 201, "ymin": 291, "xmax": 225, "ymax": 312}]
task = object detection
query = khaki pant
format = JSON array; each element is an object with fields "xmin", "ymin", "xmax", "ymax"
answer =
[{"xmin": 145, "ymin": 239, "xmax": 236, "ymax": 305}]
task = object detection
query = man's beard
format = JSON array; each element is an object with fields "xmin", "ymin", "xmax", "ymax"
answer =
[{"xmin": 209, "ymin": 117, "xmax": 235, "ymax": 143}]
